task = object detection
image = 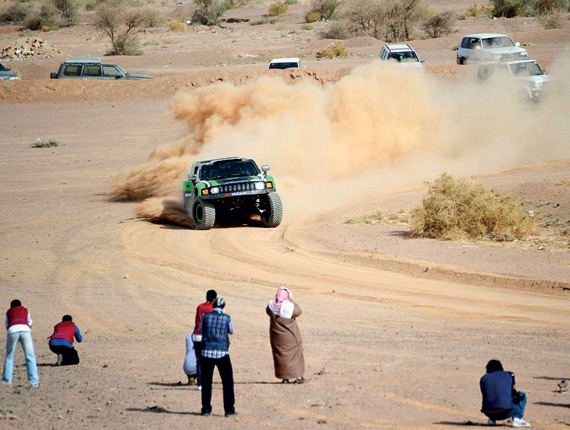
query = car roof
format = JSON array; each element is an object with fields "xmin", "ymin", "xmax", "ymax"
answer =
[
  {"xmin": 63, "ymin": 57, "xmax": 102, "ymax": 64},
  {"xmin": 269, "ymin": 58, "xmax": 300, "ymax": 63},
  {"xmin": 384, "ymin": 44, "xmax": 413, "ymax": 51},
  {"xmin": 462, "ymin": 33, "xmax": 511, "ymax": 39},
  {"xmin": 194, "ymin": 156, "xmax": 244, "ymax": 166}
]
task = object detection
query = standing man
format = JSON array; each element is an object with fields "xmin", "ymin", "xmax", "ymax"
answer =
[
  {"xmin": 200, "ymin": 297, "xmax": 237, "ymax": 417},
  {"xmin": 193, "ymin": 289, "xmax": 216, "ymax": 390},
  {"xmin": 480, "ymin": 359, "xmax": 530, "ymax": 428},
  {"xmin": 48, "ymin": 315, "xmax": 83, "ymax": 366},
  {"xmin": 2, "ymin": 299, "xmax": 40, "ymax": 387}
]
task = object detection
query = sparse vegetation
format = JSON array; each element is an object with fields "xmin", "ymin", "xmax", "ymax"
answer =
[
  {"xmin": 306, "ymin": 0, "xmax": 342, "ymax": 21},
  {"xmin": 346, "ymin": 210, "xmax": 408, "ymax": 225},
  {"xmin": 410, "ymin": 174, "xmax": 535, "ymax": 241},
  {"xmin": 536, "ymin": 9, "xmax": 567, "ymax": 28},
  {"xmin": 317, "ymin": 41, "xmax": 349, "ymax": 58},
  {"xmin": 322, "ymin": 0, "xmax": 427, "ymax": 41},
  {"xmin": 168, "ymin": 20, "xmax": 188, "ymax": 31},
  {"xmin": 32, "ymin": 138, "xmax": 60, "ymax": 148}
]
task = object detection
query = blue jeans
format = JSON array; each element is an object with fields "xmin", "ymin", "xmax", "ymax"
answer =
[
  {"xmin": 511, "ymin": 391, "xmax": 527, "ymax": 419},
  {"xmin": 2, "ymin": 331, "xmax": 39, "ymax": 386}
]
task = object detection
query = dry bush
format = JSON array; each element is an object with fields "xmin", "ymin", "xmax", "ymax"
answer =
[
  {"xmin": 307, "ymin": 0, "xmax": 341, "ymax": 20},
  {"xmin": 192, "ymin": 0, "xmax": 229, "ymax": 25},
  {"xmin": 305, "ymin": 10, "xmax": 321, "ymax": 22},
  {"xmin": 317, "ymin": 41, "xmax": 348, "ymax": 58},
  {"xmin": 168, "ymin": 20, "xmax": 187, "ymax": 31},
  {"xmin": 320, "ymin": 19, "xmax": 350, "ymax": 38},
  {"xmin": 268, "ymin": 1, "xmax": 288, "ymax": 16},
  {"xmin": 536, "ymin": 10, "xmax": 567, "ymax": 28},
  {"xmin": 410, "ymin": 174, "xmax": 535, "ymax": 241},
  {"xmin": 465, "ymin": 2, "xmax": 494, "ymax": 17},
  {"xmin": 422, "ymin": 9, "xmax": 455, "ymax": 38},
  {"xmin": 0, "ymin": 2, "xmax": 29, "ymax": 24}
]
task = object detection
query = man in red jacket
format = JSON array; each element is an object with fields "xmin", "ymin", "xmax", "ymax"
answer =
[
  {"xmin": 2, "ymin": 299, "xmax": 39, "ymax": 387},
  {"xmin": 48, "ymin": 315, "xmax": 83, "ymax": 366},
  {"xmin": 192, "ymin": 290, "xmax": 216, "ymax": 390}
]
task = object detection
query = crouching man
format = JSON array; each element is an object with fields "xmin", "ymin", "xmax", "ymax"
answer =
[
  {"xmin": 480, "ymin": 359, "xmax": 530, "ymax": 428},
  {"xmin": 48, "ymin": 315, "xmax": 83, "ymax": 366}
]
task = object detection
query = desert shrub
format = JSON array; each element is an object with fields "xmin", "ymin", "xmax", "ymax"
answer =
[
  {"xmin": 0, "ymin": 1, "xmax": 29, "ymax": 23},
  {"xmin": 490, "ymin": 0, "xmax": 534, "ymax": 17},
  {"xmin": 94, "ymin": 1, "xmax": 145, "ymax": 55},
  {"xmin": 285, "ymin": 0, "xmax": 297, "ymax": 4},
  {"xmin": 192, "ymin": 0, "xmax": 229, "ymax": 25},
  {"xmin": 168, "ymin": 20, "xmax": 187, "ymax": 31},
  {"xmin": 422, "ymin": 9, "xmax": 454, "ymax": 38},
  {"xmin": 307, "ymin": 0, "xmax": 342, "ymax": 20},
  {"xmin": 300, "ymin": 22, "xmax": 312, "ymax": 29},
  {"xmin": 536, "ymin": 9, "xmax": 567, "ymax": 28},
  {"xmin": 320, "ymin": 19, "xmax": 350, "ymax": 38},
  {"xmin": 52, "ymin": 0, "xmax": 78, "ymax": 26},
  {"xmin": 268, "ymin": 1, "xmax": 288, "ymax": 16},
  {"xmin": 317, "ymin": 40, "xmax": 348, "ymax": 58},
  {"xmin": 465, "ymin": 2, "xmax": 494, "ymax": 17},
  {"xmin": 305, "ymin": 10, "xmax": 321, "ymax": 22},
  {"xmin": 410, "ymin": 174, "xmax": 535, "ymax": 241},
  {"xmin": 141, "ymin": 7, "xmax": 165, "ymax": 27}
]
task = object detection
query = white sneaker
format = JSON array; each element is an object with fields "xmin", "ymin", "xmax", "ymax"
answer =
[
  {"xmin": 487, "ymin": 418, "xmax": 496, "ymax": 426},
  {"xmin": 512, "ymin": 417, "xmax": 531, "ymax": 428}
]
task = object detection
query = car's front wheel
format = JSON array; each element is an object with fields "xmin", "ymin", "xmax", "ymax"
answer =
[
  {"xmin": 193, "ymin": 199, "xmax": 216, "ymax": 230},
  {"xmin": 260, "ymin": 193, "xmax": 283, "ymax": 228}
]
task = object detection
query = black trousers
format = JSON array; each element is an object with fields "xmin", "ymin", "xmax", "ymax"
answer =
[
  {"xmin": 200, "ymin": 354, "xmax": 235, "ymax": 414},
  {"xmin": 49, "ymin": 344, "xmax": 80, "ymax": 365}
]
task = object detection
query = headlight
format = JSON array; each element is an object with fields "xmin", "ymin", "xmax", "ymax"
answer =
[
  {"xmin": 210, "ymin": 187, "xmax": 220, "ymax": 194},
  {"xmin": 254, "ymin": 182, "xmax": 265, "ymax": 190}
]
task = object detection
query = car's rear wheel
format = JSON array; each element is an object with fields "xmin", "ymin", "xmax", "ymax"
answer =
[
  {"xmin": 260, "ymin": 193, "xmax": 283, "ymax": 228},
  {"xmin": 193, "ymin": 199, "xmax": 216, "ymax": 230}
]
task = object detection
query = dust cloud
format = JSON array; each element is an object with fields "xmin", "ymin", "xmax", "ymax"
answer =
[{"xmin": 110, "ymin": 55, "xmax": 570, "ymax": 226}]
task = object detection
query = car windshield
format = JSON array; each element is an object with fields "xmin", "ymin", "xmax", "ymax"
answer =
[
  {"xmin": 509, "ymin": 62, "xmax": 544, "ymax": 77},
  {"xmin": 388, "ymin": 51, "xmax": 418, "ymax": 62},
  {"xmin": 482, "ymin": 36, "xmax": 515, "ymax": 49},
  {"xmin": 200, "ymin": 160, "xmax": 259, "ymax": 180}
]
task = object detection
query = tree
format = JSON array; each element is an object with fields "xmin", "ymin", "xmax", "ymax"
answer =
[{"xmin": 93, "ymin": 0, "xmax": 144, "ymax": 55}]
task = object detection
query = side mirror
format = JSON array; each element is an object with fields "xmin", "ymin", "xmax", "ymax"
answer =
[
  {"xmin": 188, "ymin": 173, "xmax": 197, "ymax": 181},
  {"xmin": 420, "ymin": 58, "xmax": 425, "ymax": 63},
  {"xmin": 261, "ymin": 165, "xmax": 270, "ymax": 173},
  {"xmin": 50, "ymin": 72, "xmax": 57, "ymax": 79}
]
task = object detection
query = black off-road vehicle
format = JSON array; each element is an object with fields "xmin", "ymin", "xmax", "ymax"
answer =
[{"xmin": 183, "ymin": 156, "xmax": 283, "ymax": 230}]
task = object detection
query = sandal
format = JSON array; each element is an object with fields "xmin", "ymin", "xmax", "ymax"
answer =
[
  {"xmin": 281, "ymin": 379, "xmax": 290, "ymax": 384},
  {"xmin": 294, "ymin": 377, "xmax": 305, "ymax": 384}
]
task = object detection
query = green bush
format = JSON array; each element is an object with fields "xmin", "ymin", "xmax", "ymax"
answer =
[
  {"xmin": 192, "ymin": 0, "xmax": 229, "ymax": 25},
  {"xmin": 268, "ymin": 1, "xmax": 288, "ymax": 16},
  {"xmin": 465, "ymin": 3, "xmax": 494, "ymax": 17},
  {"xmin": 307, "ymin": 0, "xmax": 341, "ymax": 20},
  {"xmin": 410, "ymin": 174, "xmax": 535, "ymax": 241}
]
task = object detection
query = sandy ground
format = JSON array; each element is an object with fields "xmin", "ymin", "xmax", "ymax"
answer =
[{"xmin": 1, "ymin": 2, "xmax": 570, "ymax": 429}]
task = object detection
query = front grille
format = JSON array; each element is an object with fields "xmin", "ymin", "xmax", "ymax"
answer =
[{"xmin": 219, "ymin": 182, "xmax": 257, "ymax": 193}]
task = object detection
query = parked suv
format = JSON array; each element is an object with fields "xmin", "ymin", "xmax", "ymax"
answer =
[
  {"xmin": 457, "ymin": 33, "xmax": 528, "ymax": 65},
  {"xmin": 476, "ymin": 59, "xmax": 552, "ymax": 103},
  {"xmin": 0, "ymin": 63, "xmax": 20, "ymax": 80},
  {"xmin": 379, "ymin": 44, "xmax": 424, "ymax": 67},
  {"xmin": 183, "ymin": 156, "xmax": 283, "ymax": 230},
  {"xmin": 50, "ymin": 57, "xmax": 154, "ymax": 80}
]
